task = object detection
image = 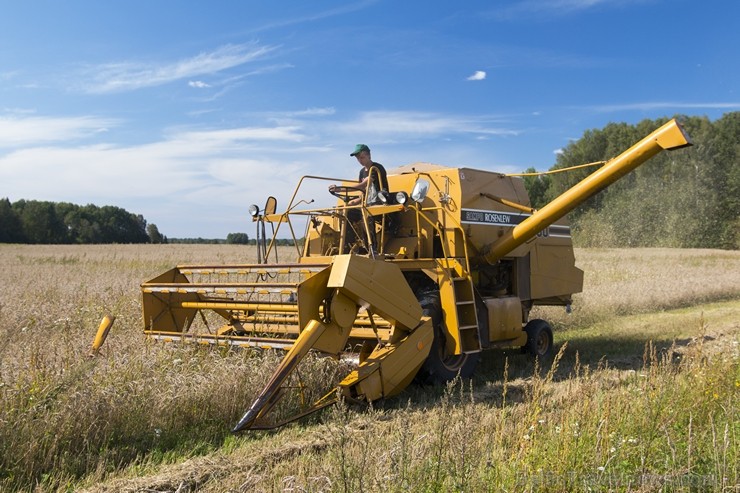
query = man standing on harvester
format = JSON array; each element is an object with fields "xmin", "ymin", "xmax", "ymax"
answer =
[
  {"xmin": 329, "ymin": 144, "xmax": 389, "ymax": 252},
  {"xmin": 329, "ymin": 144, "xmax": 388, "ymax": 205}
]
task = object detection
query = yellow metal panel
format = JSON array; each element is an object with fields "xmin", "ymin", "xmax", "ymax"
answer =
[
  {"xmin": 529, "ymin": 243, "xmax": 584, "ymax": 300},
  {"xmin": 142, "ymin": 267, "xmax": 204, "ymax": 332},
  {"xmin": 327, "ymin": 254, "xmax": 422, "ymax": 330},
  {"xmin": 437, "ymin": 267, "xmax": 463, "ymax": 355},
  {"xmin": 295, "ymin": 266, "xmax": 354, "ymax": 355},
  {"xmin": 339, "ymin": 317, "xmax": 433, "ymax": 401},
  {"xmin": 485, "ymin": 297, "xmax": 522, "ymax": 342}
]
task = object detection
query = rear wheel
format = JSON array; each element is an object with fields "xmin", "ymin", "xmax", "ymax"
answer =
[
  {"xmin": 524, "ymin": 319, "xmax": 553, "ymax": 358},
  {"xmin": 416, "ymin": 293, "xmax": 479, "ymax": 384}
]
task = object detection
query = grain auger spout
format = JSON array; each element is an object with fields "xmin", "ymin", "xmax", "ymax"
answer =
[{"xmin": 481, "ymin": 118, "xmax": 692, "ymax": 264}]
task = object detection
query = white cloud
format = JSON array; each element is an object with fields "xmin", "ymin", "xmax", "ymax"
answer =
[
  {"xmin": 0, "ymin": 70, "xmax": 20, "ymax": 81},
  {"xmin": 248, "ymin": 0, "xmax": 380, "ymax": 33},
  {"xmin": 82, "ymin": 43, "xmax": 278, "ymax": 93},
  {"xmin": 188, "ymin": 80, "xmax": 211, "ymax": 88},
  {"xmin": 586, "ymin": 101, "xmax": 740, "ymax": 112},
  {"xmin": 287, "ymin": 107, "xmax": 336, "ymax": 117},
  {"xmin": 488, "ymin": 0, "xmax": 648, "ymax": 20},
  {"xmin": 0, "ymin": 115, "xmax": 118, "ymax": 148},
  {"xmin": 338, "ymin": 111, "xmax": 518, "ymax": 139},
  {"xmin": 467, "ymin": 70, "xmax": 487, "ymax": 81},
  {"xmin": 0, "ymin": 122, "xmax": 320, "ymax": 236},
  {"xmin": 174, "ymin": 126, "xmax": 307, "ymax": 147}
]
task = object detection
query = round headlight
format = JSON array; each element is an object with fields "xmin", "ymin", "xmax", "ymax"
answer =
[
  {"xmin": 248, "ymin": 204, "xmax": 260, "ymax": 217},
  {"xmin": 377, "ymin": 190, "xmax": 390, "ymax": 204},
  {"xmin": 395, "ymin": 191, "xmax": 409, "ymax": 205}
]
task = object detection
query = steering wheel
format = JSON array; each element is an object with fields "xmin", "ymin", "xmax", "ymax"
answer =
[{"xmin": 329, "ymin": 185, "xmax": 359, "ymax": 203}]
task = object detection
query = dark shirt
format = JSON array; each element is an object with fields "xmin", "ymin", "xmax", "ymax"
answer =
[{"xmin": 358, "ymin": 162, "xmax": 388, "ymax": 196}]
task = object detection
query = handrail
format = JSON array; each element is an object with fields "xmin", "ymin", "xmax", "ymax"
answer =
[{"xmin": 261, "ymin": 174, "xmax": 361, "ymax": 261}]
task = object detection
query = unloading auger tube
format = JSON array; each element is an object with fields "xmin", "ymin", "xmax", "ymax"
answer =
[{"xmin": 481, "ymin": 118, "xmax": 692, "ymax": 264}]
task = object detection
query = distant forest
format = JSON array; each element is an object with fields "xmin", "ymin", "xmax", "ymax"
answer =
[
  {"xmin": 0, "ymin": 200, "xmax": 160, "ymax": 244},
  {"xmin": 0, "ymin": 198, "xmax": 261, "ymax": 245},
  {"xmin": 522, "ymin": 113, "xmax": 739, "ymax": 249},
  {"xmin": 1, "ymin": 113, "xmax": 737, "ymax": 248}
]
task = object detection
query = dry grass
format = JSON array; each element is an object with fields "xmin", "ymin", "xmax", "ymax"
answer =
[
  {"xmin": 0, "ymin": 244, "xmax": 738, "ymax": 492},
  {"xmin": 538, "ymin": 247, "xmax": 740, "ymax": 327}
]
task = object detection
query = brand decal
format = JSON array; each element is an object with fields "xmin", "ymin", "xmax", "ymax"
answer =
[
  {"xmin": 460, "ymin": 209, "xmax": 528, "ymax": 226},
  {"xmin": 460, "ymin": 209, "xmax": 571, "ymax": 238}
]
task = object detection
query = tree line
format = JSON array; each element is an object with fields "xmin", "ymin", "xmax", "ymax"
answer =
[
  {"xmin": 0, "ymin": 199, "xmax": 162, "ymax": 244},
  {"xmin": 0, "ymin": 197, "xmax": 265, "ymax": 245},
  {"xmin": 522, "ymin": 113, "xmax": 739, "ymax": 249}
]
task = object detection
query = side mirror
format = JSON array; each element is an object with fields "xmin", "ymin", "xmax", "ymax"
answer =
[
  {"xmin": 411, "ymin": 179, "xmax": 429, "ymax": 203},
  {"xmin": 264, "ymin": 196, "xmax": 277, "ymax": 216}
]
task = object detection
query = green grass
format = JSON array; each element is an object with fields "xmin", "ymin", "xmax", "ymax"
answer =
[{"xmin": 0, "ymin": 244, "xmax": 738, "ymax": 492}]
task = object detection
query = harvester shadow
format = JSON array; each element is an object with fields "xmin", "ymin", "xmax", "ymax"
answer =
[
  {"xmin": 378, "ymin": 331, "xmax": 701, "ymax": 413},
  {"xmin": 246, "ymin": 331, "xmax": 703, "ymax": 427}
]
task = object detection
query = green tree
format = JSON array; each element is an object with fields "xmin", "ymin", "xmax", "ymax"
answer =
[
  {"xmin": 706, "ymin": 112, "xmax": 740, "ymax": 248},
  {"xmin": 97, "ymin": 206, "xmax": 149, "ymax": 243},
  {"xmin": 0, "ymin": 198, "xmax": 25, "ymax": 243},
  {"xmin": 146, "ymin": 223, "xmax": 165, "ymax": 243},
  {"xmin": 16, "ymin": 200, "xmax": 68, "ymax": 244},
  {"xmin": 521, "ymin": 168, "xmax": 551, "ymax": 209},
  {"xmin": 226, "ymin": 232, "xmax": 249, "ymax": 244}
]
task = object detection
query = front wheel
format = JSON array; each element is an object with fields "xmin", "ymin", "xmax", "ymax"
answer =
[
  {"xmin": 416, "ymin": 294, "xmax": 480, "ymax": 384},
  {"xmin": 524, "ymin": 319, "xmax": 553, "ymax": 358}
]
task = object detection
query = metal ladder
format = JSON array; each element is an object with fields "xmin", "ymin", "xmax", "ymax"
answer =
[{"xmin": 439, "ymin": 260, "xmax": 481, "ymax": 354}]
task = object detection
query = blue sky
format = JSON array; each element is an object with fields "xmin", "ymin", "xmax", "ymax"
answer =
[{"xmin": 1, "ymin": 0, "xmax": 738, "ymax": 238}]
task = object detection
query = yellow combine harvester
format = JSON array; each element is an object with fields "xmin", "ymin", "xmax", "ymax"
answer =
[{"xmin": 132, "ymin": 119, "xmax": 691, "ymax": 431}]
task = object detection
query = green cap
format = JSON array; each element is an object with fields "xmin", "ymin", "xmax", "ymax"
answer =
[{"xmin": 350, "ymin": 144, "xmax": 370, "ymax": 156}]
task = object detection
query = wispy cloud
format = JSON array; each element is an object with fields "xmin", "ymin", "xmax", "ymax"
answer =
[
  {"xmin": 467, "ymin": 71, "xmax": 487, "ymax": 81},
  {"xmin": 245, "ymin": 0, "xmax": 380, "ymax": 33},
  {"xmin": 338, "ymin": 111, "xmax": 518, "ymax": 140},
  {"xmin": 489, "ymin": 0, "xmax": 648, "ymax": 20},
  {"xmin": 174, "ymin": 126, "xmax": 307, "ymax": 146},
  {"xmin": 585, "ymin": 101, "xmax": 740, "ymax": 112},
  {"xmin": 0, "ymin": 70, "xmax": 20, "ymax": 81},
  {"xmin": 286, "ymin": 107, "xmax": 336, "ymax": 117},
  {"xmin": 81, "ymin": 43, "xmax": 278, "ymax": 94},
  {"xmin": 0, "ymin": 115, "xmax": 118, "ymax": 148}
]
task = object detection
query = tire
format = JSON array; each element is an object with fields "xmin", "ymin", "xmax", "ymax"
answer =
[
  {"xmin": 524, "ymin": 319, "xmax": 553, "ymax": 358},
  {"xmin": 416, "ymin": 293, "xmax": 480, "ymax": 384}
]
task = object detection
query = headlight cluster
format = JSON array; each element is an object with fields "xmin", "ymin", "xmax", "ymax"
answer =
[{"xmin": 376, "ymin": 190, "xmax": 409, "ymax": 206}]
